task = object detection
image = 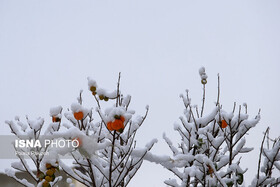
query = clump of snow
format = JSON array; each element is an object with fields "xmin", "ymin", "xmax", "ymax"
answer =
[
  {"xmin": 11, "ymin": 162, "xmax": 25, "ymax": 171},
  {"xmin": 66, "ymin": 178, "xmax": 72, "ymax": 183},
  {"xmin": 87, "ymin": 77, "xmax": 98, "ymax": 88},
  {"xmin": 17, "ymin": 121, "xmax": 28, "ymax": 132},
  {"xmin": 96, "ymin": 88, "xmax": 117, "ymax": 98},
  {"xmin": 50, "ymin": 106, "xmax": 62, "ymax": 117},
  {"xmin": 5, "ymin": 168, "xmax": 15, "ymax": 177},
  {"xmin": 27, "ymin": 117, "xmax": 44, "ymax": 131},
  {"xmin": 104, "ymin": 106, "xmax": 133, "ymax": 123},
  {"xmin": 199, "ymin": 66, "xmax": 208, "ymax": 80},
  {"xmin": 5, "ymin": 168, "xmax": 35, "ymax": 187},
  {"xmin": 165, "ymin": 179, "xmax": 179, "ymax": 186},
  {"xmin": 71, "ymin": 103, "xmax": 83, "ymax": 113},
  {"xmin": 145, "ymin": 105, "xmax": 149, "ymax": 110}
]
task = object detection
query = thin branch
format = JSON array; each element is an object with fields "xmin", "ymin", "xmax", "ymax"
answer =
[
  {"xmin": 257, "ymin": 127, "xmax": 269, "ymax": 185},
  {"xmin": 232, "ymin": 102, "xmax": 236, "ymax": 113},
  {"xmin": 216, "ymin": 73, "xmax": 220, "ymax": 106},
  {"xmin": 93, "ymin": 94, "xmax": 101, "ymax": 109},
  {"xmin": 201, "ymin": 84, "xmax": 206, "ymax": 117},
  {"xmin": 116, "ymin": 72, "xmax": 121, "ymax": 107},
  {"xmin": 109, "ymin": 131, "xmax": 116, "ymax": 187},
  {"xmin": 196, "ymin": 105, "xmax": 199, "ymax": 118},
  {"xmin": 87, "ymin": 158, "xmax": 97, "ymax": 187}
]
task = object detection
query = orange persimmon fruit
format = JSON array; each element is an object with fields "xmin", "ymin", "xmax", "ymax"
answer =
[
  {"xmin": 107, "ymin": 116, "xmax": 125, "ymax": 132},
  {"xmin": 74, "ymin": 111, "xmax": 83, "ymax": 120},
  {"xmin": 120, "ymin": 116, "xmax": 125, "ymax": 123},
  {"xmin": 52, "ymin": 116, "xmax": 60, "ymax": 123},
  {"xmin": 221, "ymin": 120, "xmax": 228, "ymax": 128},
  {"xmin": 107, "ymin": 121, "xmax": 114, "ymax": 131},
  {"xmin": 111, "ymin": 119, "xmax": 124, "ymax": 132}
]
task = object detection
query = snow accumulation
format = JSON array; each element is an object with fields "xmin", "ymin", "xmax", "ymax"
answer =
[
  {"xmin": 49, "ymin": 106, "xmax": 62, "ymax": 117},
  {"xmin": 199, "ymin": 66, "xmax": 208, "ymax": 80}
]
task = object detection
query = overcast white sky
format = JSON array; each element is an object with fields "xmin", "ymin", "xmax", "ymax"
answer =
[{"xmin": 0, "ymin": 0, "xmax": 280, "ymax": 186}]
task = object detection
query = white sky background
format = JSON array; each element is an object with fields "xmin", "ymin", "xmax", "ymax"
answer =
[{"xmin": 0, "ymin": 0, "xmax": 280, "ymax": 186}]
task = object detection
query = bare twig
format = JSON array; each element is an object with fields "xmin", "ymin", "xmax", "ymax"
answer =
[
  {"xmin": 257, "ymin": 127, "xmax": 270, "ymax": 184},
  {"xmin": 216, "ymin": 73, "xmax": 220, "ymax": 106},
  {"xmin": 116, "ymin": 72, "xmax": 121, "ymax": 107},
  {"xmin": 109, "ymin": 131, "xmax": 116, "ymax": 187},
  {"xmin": 201, "ymin": 84, "xmax": 206, "ymax": 117}
]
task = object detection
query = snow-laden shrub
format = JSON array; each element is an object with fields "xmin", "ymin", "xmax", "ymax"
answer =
[
  {"xmin": 56, "ymin": 73, "xmax": 157, "ymax": 187},
  {"xmin": 5, "ymin": 73, "xmax": 156, "ymax": 187},
  {"xmin": 5, "ymin": 110, "xmax": 63, "ymax": 187},
  {"xmin": 147, "ymin": 67, "xmax": 264, "ymax": 186}
]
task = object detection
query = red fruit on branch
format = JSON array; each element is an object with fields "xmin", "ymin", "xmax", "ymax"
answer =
[
  {"xmin": 112, "ymin": 119, "xmax": 124, "ymax": 132},
  {"xmin": 221, "ymin": 120, "xmax": 228, "ymax": 128},
  {"xmin": 107, "ymin": 121, "xmax": 114, "ymax": 131},
  {"xmin": 52, "ymin": 116, "xmax": 61, "ymax": 123},
  {"xmin": 107, "ymin": 116, "xmax": 125, "ymax": 132},
  {"xmin": 74, "ymin": 111, "xmax": 83, "ymax": 120}
]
